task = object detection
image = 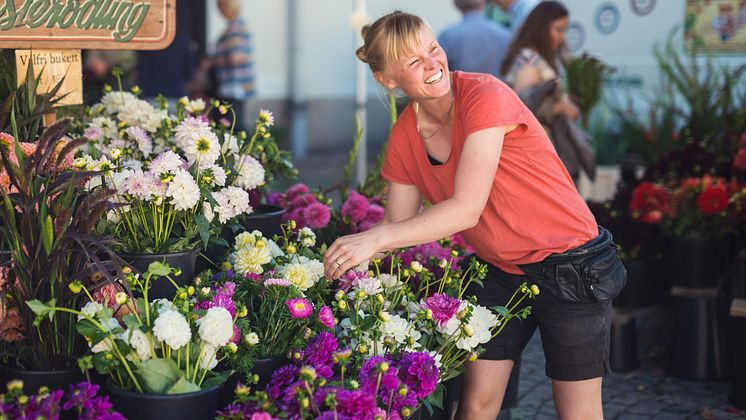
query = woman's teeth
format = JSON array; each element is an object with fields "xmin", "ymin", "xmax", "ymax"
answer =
[{"xmin": 425, "ymin": 70, "xmax": 443, "ymax": 84}]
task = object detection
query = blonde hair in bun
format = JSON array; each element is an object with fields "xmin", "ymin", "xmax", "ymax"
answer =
[{"xmin": 355, "ymin": 11, "xmax": 433, "ymax": 74}]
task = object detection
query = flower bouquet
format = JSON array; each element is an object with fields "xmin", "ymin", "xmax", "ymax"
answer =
[
  {"xmin": 332, "ymin": 257, "xmax": 536, "ymax": 386},
  {"xmin": 0, "ymin": 380, "xmax": 124, "ymax": 420},
  {"xmin": 207, "ymin": 223, "xmax": 333, "ymax": 379},
  {"xmin": 26, "ymin": 262, "xmax": 239, "ymax": 395},
  {"xmin": 267, "ymin": 183, "xmax": 333, "ymax": 231},
  {"xmin": 217, "ymin": 333, "xmax": 440, "ymax": 420}
]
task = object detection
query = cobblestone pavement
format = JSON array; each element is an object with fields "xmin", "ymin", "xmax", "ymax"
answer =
[{"xmin": 513, "ymin": 333, "xmax": 744, "ymax": 420}]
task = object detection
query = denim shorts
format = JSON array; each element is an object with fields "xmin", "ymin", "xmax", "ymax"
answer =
[{"xmin": 465, "ymin": 258, "xmax": 612, "ymax": 381}]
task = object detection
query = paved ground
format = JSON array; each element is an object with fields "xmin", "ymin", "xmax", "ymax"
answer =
[{"xmin": 513, "ymin": 332, "xmax": 744, "ymax": 419}]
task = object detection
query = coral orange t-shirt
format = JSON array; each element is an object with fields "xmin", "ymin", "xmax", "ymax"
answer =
[{"xmin": 381, "ymin": 71, "xmax": 597, "ymax": 274}]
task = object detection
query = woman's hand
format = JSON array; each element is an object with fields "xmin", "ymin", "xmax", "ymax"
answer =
[{"xmin": 323, "ymin": 229, "xmax": 383, "ymax": 280}]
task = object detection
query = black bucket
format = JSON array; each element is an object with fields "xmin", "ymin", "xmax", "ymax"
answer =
[{"xmin": 119, "ymin": 248, "xmax": 199, "ymax": 299}]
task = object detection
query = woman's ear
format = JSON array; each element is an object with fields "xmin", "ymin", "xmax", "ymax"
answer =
[{"xmin": 374, "ymin": 71, "xmax": 398, "ymax": 91}]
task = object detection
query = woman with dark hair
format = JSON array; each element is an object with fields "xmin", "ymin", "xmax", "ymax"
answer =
[{"xmin": 501, "ymin": 1, "xmax": 594, "ymax": 181}]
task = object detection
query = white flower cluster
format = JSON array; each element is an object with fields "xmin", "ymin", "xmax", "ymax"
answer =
[
  {"xmin": 437, "ymin": 302, "xmax": 498, "ymax": 351},
  {"xmin": 153, "ymin": 309, "xmax": 192, "ymax": 350},
  {"xmin": 231, "ymin": 231, "xmax": 274, "ymax": 275},
  {"xmin": 298, "ymin": 227, "xmax": 316, "ymax": 247},
  {"xmin": 173, "ymin": 117, "xmax": 221, "ymax": 166},
  {"xmin": 234, "ymin": 155, "xmax": 265, "ymax": 190},
  {"xmin": 212, "ymin": 186, "xmax": 252, "ymax": 223}
]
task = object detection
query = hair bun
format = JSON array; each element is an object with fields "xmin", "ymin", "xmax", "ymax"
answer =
[{"xmin": 355, "ymin": 45, "xmax": 369, "ymax": 63}]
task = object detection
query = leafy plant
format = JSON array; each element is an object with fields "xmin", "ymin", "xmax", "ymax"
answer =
[
  {"xmin": 566, "ymin": 53, "xmax": 608, "ymax": 128},
  {"xmin": 0, "ymin": 119, "xmax": 119, "ymax": 370}
]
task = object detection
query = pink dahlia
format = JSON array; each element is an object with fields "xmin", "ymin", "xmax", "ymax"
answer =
[
  {"xmin": 423, "ymin": 293, "xmax": 462, "ymax": 327},
  {"xmin": 318, "ymin": 305, "xmax": 336, "ymax": 329},
  {"xmin": 302, "ymin": 202, "xmax": 331, "ymax": 229}
]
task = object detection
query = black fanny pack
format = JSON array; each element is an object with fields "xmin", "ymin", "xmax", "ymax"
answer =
[{"xmin": 518, "ymin": 226, "xmax": 627, "ymax": 303}]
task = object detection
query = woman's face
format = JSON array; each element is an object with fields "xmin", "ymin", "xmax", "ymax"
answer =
[
  {"xmin": 549, "ymin": 16, "xmax": 569, "ymax": 51},
  {"xmin": 377, "ymin": 27, "xmax": 451, "ymax": 101}
]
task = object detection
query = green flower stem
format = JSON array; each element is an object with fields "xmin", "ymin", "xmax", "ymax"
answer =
[
  {"xmin": 51, "ymin": 307, "xmax": 143, "ymax": 393},
  {"xmin": 303, "ymin": 381, "xmax": 321, "ymax": 416},
  {"xmin": 185, "ymin": 342, "xmax": 191, "ymax": 379},
  {"xmin": 192, "ymin": 349, "xmax": 204, "ymax": 383}
]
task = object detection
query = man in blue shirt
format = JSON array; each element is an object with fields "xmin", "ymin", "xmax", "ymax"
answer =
[
  {"xmin": 492, "ymin": 0, "xmax": 540, "ymax": 35},
  {"xmin": 438, "ymin": 0, "xmax": 512, "ymax": 77}
]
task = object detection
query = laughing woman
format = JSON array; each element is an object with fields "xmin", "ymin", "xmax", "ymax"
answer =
[{"xmin": 323, "ymin": 11, "xmax": 623, "ymax": 420}]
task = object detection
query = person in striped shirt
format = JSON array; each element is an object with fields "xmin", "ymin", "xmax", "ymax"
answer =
[{"xmin": 215, "ymin": 0, "xmax": 256, "ymax": 130}]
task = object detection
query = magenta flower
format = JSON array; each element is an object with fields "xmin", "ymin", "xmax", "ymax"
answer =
[
  {"xmin": 250, "ymin": 413, "xmax": 273, "ymax": 420},
  {"xmin": 365, "ymin": 204, "xmax": 385, "ymax": 224},
  {"xmin": 318, "ymin": 305, "xmax": 336, "ymax": 329},
  {"xmin": 341, "ymin": 190, "xmax": 370, "ymax": 223},
  {"xmin": 335, "ymin": 389, "xmax": 378, "ymax": 419},
  {"xmin": 286, "ymin": 183, "xmax": 311, "ymax": 203},
  {"xmin": 303, "ymin": 332, "xmax": 338, "ymax": 369},
  {"xmin": 290, "ymin": 193, "xmax": 317, "ymax": 210},
  {"xmin": 231, "ymin": 326, "xmax": 241, "ymax": 344},
  {"xmin": 423, "ymin": 293, "xmax": 462, "ymax": 327},
  {"xmin": 398, "ymin": 352, "xmax": 439, "ymax": 399},
  {"xmin": 266, "ymin": 191, "xmax": 284, "ymax": 207},
  {"xmin": 286, "ymin": 298, "xmax": 313, "ymax": 318},
  {"xmin": 303, "ymin": 202, "xmax": 331, "ymax": 229},
  {"xmin": 267, "ymin": 365, "xmax": 300, "ymax": 400}
]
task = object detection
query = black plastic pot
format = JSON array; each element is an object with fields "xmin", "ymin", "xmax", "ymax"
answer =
[
  {"xmin": 240, "ymin": 204, "xmax": 287, "ymax": 239},
  {"xmin": 251, "ymin": 356, "xmax": 288, "ymax": 390},
  {"xmin": 107, "ymin": 380, "xmax": 223, "ymax": 420},
  {"xmin": 614, "ymin": 259, "xmax": 668, "ymax": 309},
  {"xmin": 0, "ymin": 364, "xmax": 83, "ymax": 394},
  {"xmin": 119, "ymin": 248, "xmax": 199, "ymax": 299},
  {"xmin": 668, "ymin": 236, "xmax": 731, "ymax": 288}
]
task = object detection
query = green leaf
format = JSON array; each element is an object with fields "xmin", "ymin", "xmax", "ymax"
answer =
[
  {"xmin": 26, "ymin": 299, "xmax": 53, "ymax": 317},
  {"xmin": 76, "ymin": 318, "xmax": 100, "ymax": 337},
  {"xmin": 147, "ymin": 261, "xmax": 173, "ymax": 277},
  {"xmin": 136, "ymin": 358, "xmax": 182, "ymax": 394},
  {"xmin": 200, "ymin": 369, "xmax": 233, "ymax": 390},
  {"xmin": 41, "ymin": 214, "xmax": 53, "ymax": 255},
  {"xmin": 166, "ymin": 375, "xmax": 201, "ymax": 394},
  {"xmin": 195, "ymin": 213, "xmax": 210, "ymax": 250},
  {"xmin": 491, "ymin": 306, "xmax": 510, "ymax": 318},
  {"xmin": 122, "ymin": 314, "xmax": 141, "ymax": 330},
  {"xmin": 426, "ymin": 383, "xmax": 445, "ymax": 410}
]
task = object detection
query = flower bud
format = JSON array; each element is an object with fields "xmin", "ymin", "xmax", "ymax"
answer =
[
  {"xmin": 300, "ymin": 366, "xmax": 317, "ymax": 381},
  {"xmin": 293, "ymin": 351, "xmax": 302, "ymax": 360},
  {"xmin": 335, "ymin": 290, "xmax": 345, "ymax": 300},
  {"xmin": 289, "ymin": 220, "xmax": 297, "ymax": 229},
  {"xmin": 73, "ymin": 157, "xmax": 87, "ymax": 168},
  {"xmin": 38, "ymin": 386, "xmax": 49, "ymax": 397},
  {"xmin": 173, "ymin": 268, "xmax": 182, "ymax": 277},
  {"xmin": 228, "ymin": 343, "xmax": 238, "ymax": 353},
  {"xmin": 530, "ymin": 284, "xmax": 540, "ymax": 296},
  {"xmin": 357, "ymin": 344, "xmax": 368, "ymax": 354},
  {"xmin": 303, "ymin": 327, "xmax": 313, "ymax": 340},
  {"xmin": 378, "ymin": 311, "xmax": 391, "ymax": 322},
  {"xmin": 378, "ymin": 362, "xmax": 389, "ymax": 373},
  {"xmin": 221, "ymin": 261, "xmax": 233, "ymax": 271},
  {"xmin": 187, "ymin": 286, "xmax": 195, "ymax": 296},
  {"xmin": 438, "ymin": 259, "xmax": 448, "ymax": 269},
  {"xmin": 212, "ymin": 99, "xmax": 221, "ymax": 108},
  {"xmin": 398, "ymin": 387, "xmax": 408, "ymax": 397},
  {"xmin": 115, "ymin": 292, "xmax": 128, "ymax": 305},
  {"xmin": 7, "ymin": 380, "xmax": 23, "ymax": 392},
  {"xmin": 103, "ymin": 84, "xmax": 112, "ymax": 93},
  {"xmin": 131, "ymin": 85, "xmax": 141, "ymax": 95},
  {"xmin": 235, "ymin": 384, "xmax": 250, "ymax": 396},
  {"xmin": 69, "ymin": 280, "xmax": 83, "ymax": 294},
  {"xmin": 338, "ymin": 300, "xmax": 347, "ymax": 310},
  {"xmin": 457, "ymin": 310, "xmax": 467, "ymax": 320},
  {"xmin": 18, "ymin": 395, "xmax": 28, "ymax": 405},
  {"xmin": 286, "ymin": 244, "xmax": 296, "ymax": 254},
  {"xmin": 468, "ymin": 352, "xmax": 478, "ymax": 362},
  {"xmin": 383, "ymin": 336, "xmax": 396, "ymax": 346},
  {"xmin": 463, "ymin": 325, "xmax": 475, "ymax": 337},
  {"xmin": 450, "ymin": 250, "xmax": 459, "ymax": 257},
  {"xmin": 178, "ymin": 291, "xmax": 187, "ymax": 300},
  {"xmin": 425, "ymin": 309, "xmax": 433, "ymax": 320},
  {"xmin": 444, "ymin": 276, "xmax": 452, "ymax": 285},
  {"xmin": 356, "ymin": 291, "xmax": 367, "ymax": 300},
  {"xmin": 238, "ymin": 305, "xmax": 248, "ymax": 318},
  {"xmin": 410, "ymin": 261, "xmax": 423, "ymax": 273},
  {"xmin": 403, "ymin": 269, "xmax": 411, "ymax": 277},
  {"xmin": 179, "ymin": 96, "xmax": 189, "ymax": 106},
  {"xmin": 376, "ymin": 294, "xmax": 385, "ymax": 304},
  {"xmin": 240, "ymin": 131, "xmax": 248, "ymax": 140},
  {"xmin": 201, "ymin": 287, "xmax": 211, "ymax": 296},
  {"xmin": 105, "ymin": 352, "xmax": 114, "ymax": 361},
  {"xmin": 111, "ymin": 148, "xmax": 122, "ymax": 160},
  {"xmin": 219, "ymin": 105, "xmax": 228, "ymax": 115},
  {"xmin": 122, "ymin": 266, "xmax": 132, "ymax": 274},
  {"xmin": 349, "ymin": 380, "xmax": 359, "ymax": 389},
  {"xmin": 401, "ymin": 407, "xmax": 412, "ymax": 417}
]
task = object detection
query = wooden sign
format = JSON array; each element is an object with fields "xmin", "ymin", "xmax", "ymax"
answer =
[
  {"xmin": 15, "ymin": 49, "xmax": 83, "ymax": 106},
  {"xmin": 0, "ymin": 0, "xmax": 175, "ymax": 50}
]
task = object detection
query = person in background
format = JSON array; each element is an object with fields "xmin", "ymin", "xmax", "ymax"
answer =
[
  {"xmin": 213, "ymin": 0, "xmax": 255, "ymax": 131},
  {"xmin": 491, "ymin": 0, "xmax": 539, "ymax": 35},
  {"xmin": 438, "ymin": 0, "xmax": 512, "ymax": 77},
  {"xmin": 324, "ymin": 10, "xmax": 619, "ymax": 420},
  {"xmin": 501, "ymin": 1, "xmax": 594, "ymax": 182},
  {"xmin": 136, "ymin": 30, "xmax": 195, "ymax": 102}
]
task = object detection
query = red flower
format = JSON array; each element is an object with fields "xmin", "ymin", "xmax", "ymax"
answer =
[
  {"xmin": 630, "ymin": 182, "xmax": 672, "ymax": 223},
  {"xmin": 697, "ymin": 186, "xmax": 729, "ymax": 215}
]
